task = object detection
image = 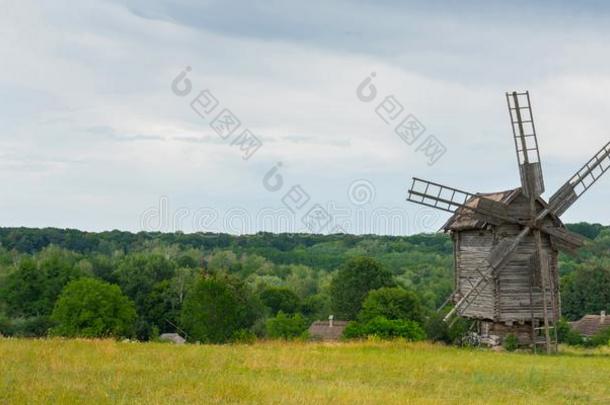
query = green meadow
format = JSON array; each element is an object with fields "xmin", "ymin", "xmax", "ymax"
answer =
[{"xmin": 1, "ymin": 338, "xmax": 609, "ymax": 404}]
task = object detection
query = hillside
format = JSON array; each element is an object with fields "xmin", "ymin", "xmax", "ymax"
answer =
[{"xmin": 0, "ymin": 223, "xmax": 608, "ymax": 340}]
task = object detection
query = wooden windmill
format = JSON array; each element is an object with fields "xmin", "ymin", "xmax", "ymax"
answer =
[{"xmin": 406, "ymin": 91, "xmax": 610, "ymax": 352}]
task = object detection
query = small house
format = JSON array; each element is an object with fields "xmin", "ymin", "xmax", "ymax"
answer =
[
  {"xmin": 570, "ymin": 311, "xmax": 610, "ymax": 338},
  {"xmin": 308, "ymin": 317, "xmax": 347, "ymax": 341},
  {"xmin": 159, "ymin": 333, "xmax": 186, "ymax": 344}
]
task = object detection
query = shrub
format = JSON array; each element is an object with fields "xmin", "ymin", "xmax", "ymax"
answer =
[
  {"xmin": 266, "ymin": 312, "xmax": 308, "ymax": 340},
  {"xmin": 51, "ymin": 278, "xmax": 136, "ymax": 338},
  {"xmin": 556, "ymin": 318, "xmax": 584, "ymax": 346},
  {"xmin": 503, "ymin": 334, "xmax": 519, "ymax": 352},
  {"xmin": 424, "ymin": 312, "xmax": 474, "ymax": 346},
  {"xmin": 589, "ymin": 326, "xmax": 610, "ymax": 347},
  {"xmin": 0, "ymin": 316, "xmax": 55, "ymax": 337},
  {"xmin": 424, "ymin": 312, "xmax": 450, "ymax": 343},
  {"xmin": 359, "ymin": 287, "xmax": 424, "ymax": 324},
  {"xmin": 342, "ymin": 321, "xmax": 365, "ymax": 339},
  {"xmin": 231, "ymin": 329, "xmax": 257, "ymax": 344},
  {"xmin": 343, "ymin": 317, "xmax": 426, "ymax": 341}
]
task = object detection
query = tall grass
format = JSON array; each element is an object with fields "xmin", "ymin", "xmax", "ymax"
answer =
[{"xmin": 1, "ymin": 338, "xmax": 609, "ymax": 404}]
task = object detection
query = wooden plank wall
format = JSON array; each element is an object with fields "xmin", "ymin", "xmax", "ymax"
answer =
[
  {"xmin": 454, "ymin": 193, "xmax": 560, "ymax": 323},
  {"xmin": 456, "ymin": 230, "xmax": 495, "ymax": 319}
]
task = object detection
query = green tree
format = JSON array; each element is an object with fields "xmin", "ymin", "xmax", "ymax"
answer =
[
  {"xmin": 300, "ymin": 294, "xmax": 330, "ymax": 321},
  {"xmin": 266, "ymin": 311, "xmax": 308, "ymax": 339},
  {"xmin": 330, "ymin": 256, "xmax": 393, "ymax": 320},
  {"xmin": 359, "ymin": 287, "xmax": 424, "ymax": 324},
  {"xmin": 114, "ymin": 254, "xmax": 176, "ymax": 339},
  {"xmin": 51, "ymin": 278, "xmax": 136, "ymax": 338},
  {"xmin": 561, "ymin": 259, "xmax": 610, "ymax": 320},
  {"xmin": 259, "ymin": 287, "xmax": 301, "ymax": 315},
  {"xmin": 2, "ymin": 258, "xmax": 47, "ymax": 317},
  {"xmin": 180, "ymin": 275, "xmax": 262, "ymax": 343},
  {"xmin": 2, "ymin": 248, "xmax": 85, "ymax": 318}
]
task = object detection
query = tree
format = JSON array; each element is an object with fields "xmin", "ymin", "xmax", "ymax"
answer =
[
  {"xmin": 330, "ymin": 256, "xmax": 393, "ymax": 320},
  {"xmin": 359, "ymin": 287, "xmax": 424, "ymax": 324},
  {"xmin": 2, "ymin": 248, "xmax": 85, "ymax": 318},
  {"xmin": 561, "ymin": 259, "xmax": 610, "ymax": 320},
  {"xmin": 180, "ymin": 275, "xmax": 262, "ymax": 343},
  {"xmin": 266, "ymin": 311, "xmax": 308, "ymax": 339},
  {"xmin": 114, "ymin": 254, "xmax": 176, "ymax": 339},
  {"xmin": 259, "ymin": 287, "xmax": 301, "ymax": 315},
  {"xmin": 300, "ymin": 294, "xmax": 330, "ymax": 321},
  {"xmin": 51, "ymin": 278, "xmax": 136, "ymax": 338},
  {"xmin": 2, "ymin": 258, "xmax": 47, "ymax": 317}
]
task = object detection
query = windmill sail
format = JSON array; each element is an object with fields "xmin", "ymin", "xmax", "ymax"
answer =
[
  {"xmin": 407, "ymin": 178, "xmax": 511, "ymax": 225},
  {"xmin": 507, "ymin": 91, "xmax": 545, "ymax": 198},
  {"xmin": 548, "ymin": 141, "xmax": 610, "ymax": 217},
  {"xmin": 541, "ymin": 225, "xmax": 585, "ymax": 253}
]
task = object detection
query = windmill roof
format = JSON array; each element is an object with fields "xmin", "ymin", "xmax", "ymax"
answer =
[
  {"xmin": 441, "ymin": 188, "xmax": 521, "ymax": 231},
  {"xmin": 441, "ymin": 188, "xmax": 562, "ymax": 231}
]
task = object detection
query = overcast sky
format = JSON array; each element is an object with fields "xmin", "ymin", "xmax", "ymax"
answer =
[{"xmin": 1, "ymin": 0, "xmax": 609, "ymax": 235}]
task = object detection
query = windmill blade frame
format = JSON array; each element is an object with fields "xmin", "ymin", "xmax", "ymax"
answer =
[
  {"xmin": 541, "ymin": 225, "xmax": 586, "ymax": 253},
  {"xmin": 548, "ymin": 141, "xmax": 610, "ymax": 217},
  {"xmin": 407, "ymin": 178, "xmax": 517, "ymax": 226},
  {"xmin": 507, "ymin": 91, "xmax": 545, "ymax": 198}
]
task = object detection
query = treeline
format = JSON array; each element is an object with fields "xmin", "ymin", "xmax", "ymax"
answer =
[{"xmin": 0, "ymin": 223, "xmax": 608, "ymax": 343}]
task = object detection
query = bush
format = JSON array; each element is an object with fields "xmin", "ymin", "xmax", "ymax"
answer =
[
  {"xmin": 503, "ymin": 334, "xmax": 519, "ymax": 352},
  {"xmin": 342, "ymin": 321, "xmax": 365, "ymax": 339},
  {"xmin": 359, "ymin": 287, "xmax": 424, "ymax": 324},
  {"xmin": 330, "ymin": 257, "xmax": 394, "ymax": 320},
  {"xmin": 343, "ymin": 317, "xmax": 426, "ymax": 341},
  {"xmin": 231, "ymin": 329, "xmax": 257, "ymax": 344},
  {"xmin": 0, "ymin": 315, "xmax": 55, "ymax": 337},
  {"xmin": 589, "ymin": 326, "xmax": 610, "ymax": 347},
  {"xmin": 556, "ymin": 318, "xmax": 584, "ymax": 346},
  {"xmin": 266, "ymin": 312, "xmax": 308, "ymax": 340},
  {"xmin": 51, "ymin": 278, "xmax": 136, "ymax": 338},
  {"xmin": 424, "ymin": 312, "xmax": 450, "ymax": 343}
]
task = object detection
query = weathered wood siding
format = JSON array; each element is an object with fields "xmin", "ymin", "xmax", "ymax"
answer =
[
  {"xmin": 495, "ymin": 224, "xmax": 557, "ymax": 322},
  {"xmin": 454, "ymin": 194, "xmax": 560, "ymax": 323},
  {"xmin": 455, "ymin": 229, "xmax": 495, "ymax": 319}
]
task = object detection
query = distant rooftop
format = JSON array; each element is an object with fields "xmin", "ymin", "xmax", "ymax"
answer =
[
  {"xmin": 308, "ymin": 320, "xmax": 348, "ymax": 341},
  {"xmin": 570, "ymin": 312, "xmax": 610, "ymax": 337},
  {"xmin": 159, "ymin": 333, "xmax": 186, "ymax": 344}
]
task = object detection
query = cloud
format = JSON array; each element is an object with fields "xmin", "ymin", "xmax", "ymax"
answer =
[{"xmin": 0, "ymin": 0, "xmax": 608, "ymax": 232}]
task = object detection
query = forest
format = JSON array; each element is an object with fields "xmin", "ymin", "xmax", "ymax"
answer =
[{"xmin": 0, "ymin": 223, "xmax": 608, "ymax": 344}]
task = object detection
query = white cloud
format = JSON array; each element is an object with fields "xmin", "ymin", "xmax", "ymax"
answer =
[{"xmin": 0, "ymin": 0, "xmax": 608, "ymax": 233}]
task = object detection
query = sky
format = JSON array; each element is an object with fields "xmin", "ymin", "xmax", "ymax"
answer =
[{"xmin": 1, "ymin": 0, "xmax": 609, "ymax": 235}]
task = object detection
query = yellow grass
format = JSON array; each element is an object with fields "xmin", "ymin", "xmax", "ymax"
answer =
[{"xmin": 1, "ymin": 338, "xmax": 609, "ymax": 404}]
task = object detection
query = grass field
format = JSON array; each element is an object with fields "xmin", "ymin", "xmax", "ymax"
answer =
[{"xmin": 1, "ymin": 338, "xmax": 609, "ymax": 404}]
